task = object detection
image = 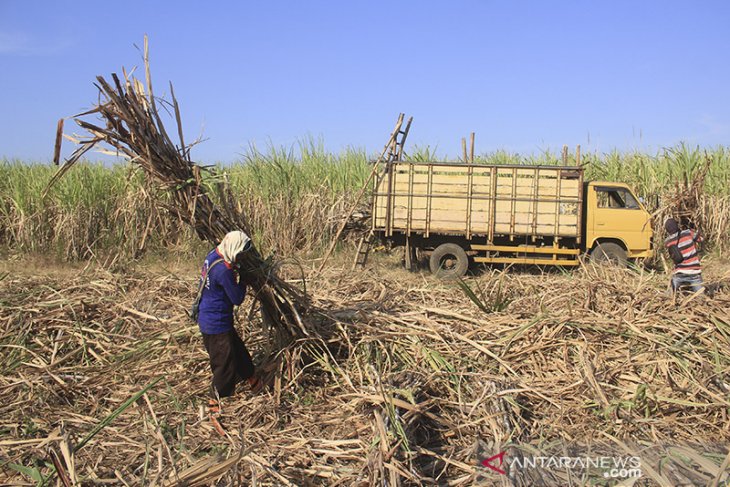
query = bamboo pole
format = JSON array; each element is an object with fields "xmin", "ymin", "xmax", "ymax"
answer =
[
  {"xmin": 317, "ymin": 114, "xmax": 406, "ymax": 272},
  {"xmin": 53, "ymin": 119, "xmax": 64, "ymax": 166}
]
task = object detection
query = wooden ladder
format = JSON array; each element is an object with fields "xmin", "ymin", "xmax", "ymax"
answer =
[
  {"xmin": 374, "ymin": 115, "xmax": 412, "ymax": 194},
  {"xmin": 388, "ymin": 116, "xmax": 412, "ymax": 162},
  {"xmin": 320, "ymin": 114, "xmax": 413, "ymax": 273},
  {"xmin": 353, "ymin": 231, "xmax": 375, "ymax": 270},
  {"xmin": 353, "ymin": 117, "xmax": 412, "ymax": 270}
]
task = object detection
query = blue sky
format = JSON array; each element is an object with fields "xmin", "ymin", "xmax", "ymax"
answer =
[{"xmin": 1, "ymin": 1, "xmax": 729, "ymax": 162}]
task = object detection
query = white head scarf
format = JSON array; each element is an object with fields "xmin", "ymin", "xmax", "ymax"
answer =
[{"xmin": 216, "ymin": 231, "xmax": 252, "ymax": 264}]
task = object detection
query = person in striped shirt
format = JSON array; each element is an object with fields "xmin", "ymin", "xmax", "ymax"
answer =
[{"xmin": 664, "ymin": 218, "xmax": 704, "ymax": 293}]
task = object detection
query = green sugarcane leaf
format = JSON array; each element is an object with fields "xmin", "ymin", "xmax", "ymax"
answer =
[
  {"xmin": 74, "ymin": 376, "xmax": 163, "ymax": 452},
  {"xmin": 7, "ymin": 463, "xmax": 44, "ymax": 483},
  {"xmin": 456, "ymin": 278, "xmax": 490, "ymax": 314}
]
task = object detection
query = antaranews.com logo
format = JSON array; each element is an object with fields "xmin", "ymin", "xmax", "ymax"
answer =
[{"xmin": 480, "ymin": 450, "xmax": 642, "ymax": 481}]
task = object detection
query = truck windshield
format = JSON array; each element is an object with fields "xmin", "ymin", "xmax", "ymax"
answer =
[{"xmin": 595, "ymin": 187, "xmax": 640, "ymax": 209}]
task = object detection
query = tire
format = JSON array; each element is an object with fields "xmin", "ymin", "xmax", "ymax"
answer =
[
  {"xmin": 590, "ymin": 242, "xmax": 628, "ymax": 267},
  {"xmin": 429, "ymin": 243, "xmax": 469, "ymax": 279}
]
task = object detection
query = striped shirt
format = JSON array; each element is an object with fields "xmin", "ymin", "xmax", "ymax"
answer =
[{"xmin": 664, "ymin": 229, "xmax": 702, "ymax": 275}]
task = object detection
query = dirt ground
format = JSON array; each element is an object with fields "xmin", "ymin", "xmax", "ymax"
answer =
[{"xmin": 1, "ymin": 253, "xmax": 729, "ymax": 486}]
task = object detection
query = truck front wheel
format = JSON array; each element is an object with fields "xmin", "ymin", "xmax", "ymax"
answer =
[
  {"xmin": 590, "ymin": 242, "xmax": 628, "ymax": 267},
  {"xmin": 429, "ymin": 243, "xmax": 469, "ymax": 279}
]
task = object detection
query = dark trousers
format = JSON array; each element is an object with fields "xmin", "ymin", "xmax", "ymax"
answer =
[{"xmin": 202, "ymin": 328, "xmax": 255, "ymax": 398}]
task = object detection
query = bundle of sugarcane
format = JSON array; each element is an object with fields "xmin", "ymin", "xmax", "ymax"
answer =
[
  {"xmin": 46, "ymin": 37, "xmax": 309, "ymax": 340},
  {"xmin": 669, "ymin": 154, "xmax": 712, "ymax": 222}
]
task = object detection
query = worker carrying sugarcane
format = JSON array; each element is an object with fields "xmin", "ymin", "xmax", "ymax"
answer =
[
  {"xmin": 664, "ymin": 218, "xmax": 705, "ymax": 294},
  {"xmin": 192, "ymin": 230, "xmax": 262, "ymax": 435}
]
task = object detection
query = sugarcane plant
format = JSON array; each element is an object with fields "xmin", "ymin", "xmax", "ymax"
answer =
[{"xmin": 45, "ymin": 36, "xmax": 310, "ymax": 342}]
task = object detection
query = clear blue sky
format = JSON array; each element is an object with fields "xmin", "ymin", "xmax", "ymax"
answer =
[{"xmin": 1, "ymin": 1, "xmax": 729, "ymax": 163}]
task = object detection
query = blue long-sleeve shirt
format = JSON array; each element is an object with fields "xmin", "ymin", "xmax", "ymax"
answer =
[{"xmin": 197, "ymin": 248, "xmax": 247, "ymax": 334}]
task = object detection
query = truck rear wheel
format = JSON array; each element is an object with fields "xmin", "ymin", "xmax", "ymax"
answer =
[
  {"xmin": 429, "ymin": 243, "xmax": 469, "ymax": 279},
  {"xmin": 590, "ymin": 242, "xmax": 627, "ymax": 267}
]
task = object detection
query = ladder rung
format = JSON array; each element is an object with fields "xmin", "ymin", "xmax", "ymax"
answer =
[{"xmin": 353, "ymin": 233, "xmax": 374, "ymax": 269}]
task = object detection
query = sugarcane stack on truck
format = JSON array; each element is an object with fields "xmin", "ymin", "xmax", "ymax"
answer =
[{"xmin": 370, "ymin": 159, "xmax": 654, "ymax": 278}]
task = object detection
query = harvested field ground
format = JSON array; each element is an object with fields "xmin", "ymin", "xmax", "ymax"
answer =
[{"xmin": 1, "ymin": 256, "xmax": 729, "ymax": 486}]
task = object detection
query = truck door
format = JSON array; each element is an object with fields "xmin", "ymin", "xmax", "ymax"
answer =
[{"xmin": 588, "ymin": 185, "xmax": 652, "ymax": 255}]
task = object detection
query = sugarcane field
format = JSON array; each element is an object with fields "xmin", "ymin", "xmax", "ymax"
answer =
[{"xmin": 2, "ymin": 5, "xmax": 730, "ymax": 487}]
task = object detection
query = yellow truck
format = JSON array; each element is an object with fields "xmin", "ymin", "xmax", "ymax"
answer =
[{"xmin": 371, "ymin": 162, "xmax": 653, "ymax": 278}]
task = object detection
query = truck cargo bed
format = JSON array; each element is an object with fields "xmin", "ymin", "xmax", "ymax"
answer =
[{"xmin": 372, "ymin": 162, "xmax": 583, "ymax": 241}]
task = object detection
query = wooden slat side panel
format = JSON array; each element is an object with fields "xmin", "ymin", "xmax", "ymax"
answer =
[{"xmin": 373, "ymin": 163, "xmax": 583, "ymax": 237}]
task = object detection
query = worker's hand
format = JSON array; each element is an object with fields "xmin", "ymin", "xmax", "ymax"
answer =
[
  {"xmin": 236, "ymin": 266, "xmax": 252, "ymax": 285},
  {"xmin": 234, "ymin": 250, "xmax": 247, "ymax": 267}
]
